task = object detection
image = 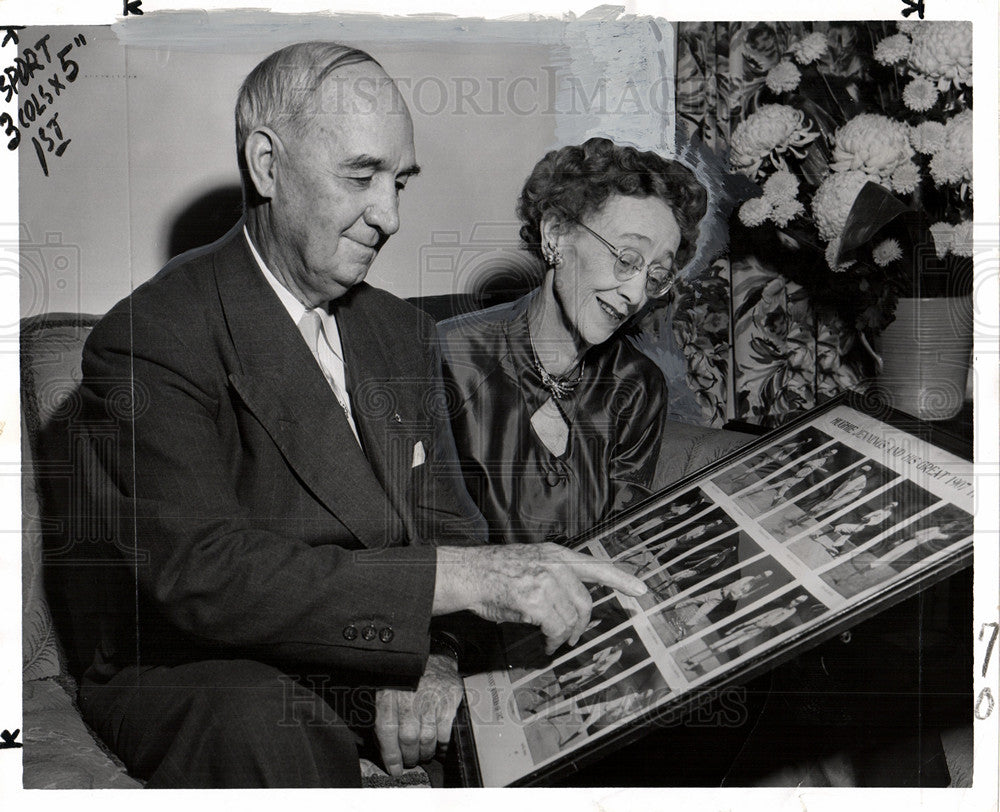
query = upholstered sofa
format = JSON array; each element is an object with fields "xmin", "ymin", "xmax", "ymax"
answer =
[
  {"xmin": 22, "ymin": 313, "xmax": 142, "ymax": 788},
  {"xmin": 20, "ymin": 308, "xmax": 753, "ymax": 789}
]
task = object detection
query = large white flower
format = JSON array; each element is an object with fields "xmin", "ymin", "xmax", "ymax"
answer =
[
  {"xmin": 952, "ymin": 221, "xmax": 974, "ymax": 257},
  {"xmin": 907, "ymin": 21, "xmax": 973, "ymax": 89},
  {"xmin": 765, "ymin": 60, "xmax": 802, "ymax": 93},
  {"xmin": 874, "ymin": 33, "xmax": 911, "ymax": 65},
  {"xmin": 771, "ymin": 198, "xmax": 805, "ymax": 227},
  {"xmin": 930, "ymin": 109, "xmax": 973, "ymax": 186},
  {"xmin": 790, "ymin": 32, "xmax": 829, "ymax": 64},
  {"xmin": 812, "ymin": 169, "xmax": 876, "ymax": 243},
  {"xmin": 872, "ymin": 238, "xmax": 903, "ymax": 267},
  {"xmin": 762, "ymin": 170, "xmax": 799, "ymax": 202},
  {"xmin": 928, "ymin": 221, "xmax": 955, "ymax": 258},
  {"xmin": 929, "ymin": 152, "xmax": 965, "ymax": 186},
  {"xmin": 909, "ymin": 120, "xmax": 947, "ymax": 155},
  {"xmin": 902, "ymin": 76, "xmax": 938, "ymax": 112},
  {"xmin": 830, "ymin": 114, "xmax": 915, "ymax": 183},
  {"xmin": 824, "ymin": 237, "xmax": 856, "ymax": 272},
  {"xmin": 729, "ymin": 104, "xmax": 820, "ymax": 178},
  {"xmin": 945, "ymin": 109, "xmax": 973, "ymax": 168},
  {"xmin": 738, "ymin": 196, "xmax": 773, "ymax": 227},
  {"xmin": 890, "ymin": 161, "xmax": 920, "ymax": 194}
]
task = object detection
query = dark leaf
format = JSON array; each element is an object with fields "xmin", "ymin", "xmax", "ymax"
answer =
[
  {"xmin": 798, "ymin": 138, "xmax": 832, "ymax": 188},
  {"xmin": 776, "ymin": 230, "xmax": 803, "ymax": 251},
  {"xmin": 839, "ymin": 182, "xmax": 909, "ymax": 255},
  {"xmin": 780, "ymin": 222, "xmax": 824, "ymax": 254},
  {"xmin": 749, "ymin": 335, "xmax": 784, "ymax": 362},
  {"xmin": 733, "ymin": 284, "xmax": 765, "ymax": 323},
  {"xmin": 795, "ymin": 94, "xmax": 842, "ymax": 142}
]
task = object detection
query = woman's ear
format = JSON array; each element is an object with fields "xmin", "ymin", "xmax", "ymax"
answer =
[
  {"xmin": 540, "ymin": 214, "xmax": 570, "ymax": 268},
  {"xmin": 539, "ymin": 214, "xmax": 568, "ymax": 252},
  {"xmin": 244, "ymin": 126, "xmax": 281, "ymax": 201}
]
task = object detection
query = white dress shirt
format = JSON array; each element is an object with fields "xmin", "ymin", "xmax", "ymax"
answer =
[{"xmin": 244, "ymin": 227, "xmax": 362, "ymax": 446}]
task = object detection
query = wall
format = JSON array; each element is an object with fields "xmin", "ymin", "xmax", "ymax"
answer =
[
  {"xmin": 18, "ymin": 26, "xmax": 132, "ymax": 318},
  {"xmin": 19, "ymin": 13, "xmax": 676, "ymax": 315}
]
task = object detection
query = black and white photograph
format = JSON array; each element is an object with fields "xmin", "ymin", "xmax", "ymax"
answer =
[
  {"xmin": 734, "ymin": 445, "xmax": 850, "ymax": 508},
  {"xmin": 638, "ymin": 531, "xmax": 763, "ymax": 610},
  {"xmin": 710, "ymin": 426, "xmax": 830, "ymax": 495},
  {"xmin": 4, "ymin": 1, "xmax": 993, "ymax": 799},
  {"xmin": 758, "ymin": 458, "xmax": 899, "ymax": 537},
  {"xmin": 671, "ymin": 588, "xmax": 827, "ymax": 679},
  {"xmin": 511, "ymin": 628, "xmax": 651, "ymax": 718},
  {"xmin": 821, "ymin": 505, "xmax": 974, "ymax": 598},
  {"xmin": 787, "ymin": 478, "xmax": 938, "ymax": 567},
  {"xmin": 521, "ymin": 662, "xmax": 669, "ymax": 764},
  {"xmin": 594, "ymin": 487, "xmax": 714, "ymax": 555},
  {"xmin": 610, "ymin": 506, "xmax": 739, "ymax": 572},
  {"xmin": 646, "ymin": 556, "xmax": 793, "ymax": 647}
]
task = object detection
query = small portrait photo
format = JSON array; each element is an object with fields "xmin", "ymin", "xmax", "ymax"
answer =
[
  {"xmin": 612, "ymin": 507, "xmax": 739, "ymax": 578},
  {"xmin": 587, "ymin": 582, "xmax": 615, "ymax": 603},
  {"xmin": 672, "ymin": 588, "xmax": 827, "ymax": 680},
  {"xmin": 646, "ymin": 556, "xmax": 795, "ymax": 647},
  {"xmin": 638, "ymin": 532, "xmax": 763, "ymax": 612},
  {"xmin": 598, "ymin": 487, "xmax": 714, "ymax": 558},
  {"xmin": 821, "ymin": 505, "xmax": 973, "ymax": 598},
  {"xmin": 787, "ymin": 479, "xmax": 937, "ymax": 568},
  {"xmin": 511, "ymin": 627, "xmax": 650, "ymax": 719},
  {"xmin": 760, "ymin": 459, "xmax": 898, "ymax": 538},
  {"xmin": 734, "ymin": 443, "xmax": 865, "ymax": 517},
  {"xmin": 504, "ymin": 593, "xmax": 634, "ymax": 674},
  {"xmin": 711, "ymin": 427, "xmax": 831, "ymax": 496},
  {"xmin": 522, "ymin": 663, "xmax": 669, "ymax": 764}
]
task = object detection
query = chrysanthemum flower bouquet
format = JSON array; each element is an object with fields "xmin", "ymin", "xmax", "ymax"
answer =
[{"xmin": 728, "ymin": 20, "xmax": 973, "ymax": 341}]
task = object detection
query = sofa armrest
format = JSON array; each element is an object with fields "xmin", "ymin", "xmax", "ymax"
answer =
[
  {"xmin": 653, "ymin": 420, "xmax": 756, "ymax": 491},
  {"xmin": 22, "ymin": 678, "xmax": 142, "ymax": 789}
]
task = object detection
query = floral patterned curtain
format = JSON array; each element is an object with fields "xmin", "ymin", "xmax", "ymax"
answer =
[{"xmin": 668, "ymin": 22, "xmax": 867, "ymax": 429}]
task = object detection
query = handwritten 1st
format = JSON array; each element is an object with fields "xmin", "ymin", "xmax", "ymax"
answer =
[{"xmin": 0, "ymin": 32, "xmax": 88, "ymax": 177}]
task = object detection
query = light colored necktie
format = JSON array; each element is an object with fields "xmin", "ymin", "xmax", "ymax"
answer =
[{"xmin": 297, "ymin": 308, "xmax": 361, "ymax": 447}]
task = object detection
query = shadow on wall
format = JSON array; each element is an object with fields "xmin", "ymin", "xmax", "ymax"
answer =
[
  {"xmin": 164, "ymin": 184, "xmax": 543, "ymax": 320},
  {"xmin": 167, "ymin": 185, "xmax": 245, "ymax": 262}
]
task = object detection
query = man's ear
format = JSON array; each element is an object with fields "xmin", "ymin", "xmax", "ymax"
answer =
[{"xmin": 244, "ymin": 127, "xmax": 280, "ymax": 201}]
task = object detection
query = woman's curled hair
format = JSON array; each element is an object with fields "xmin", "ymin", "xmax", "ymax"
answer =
[{"xmin": 517, "ymin": 137, "xmax": 708, "ymax": 272}]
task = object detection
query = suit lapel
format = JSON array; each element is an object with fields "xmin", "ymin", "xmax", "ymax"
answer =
[
  {"xmin": 213, "ymin": 228, "xmax": 401, "ymax": 549},
  {"xmin": 335, "ymin": 288, "xmax": 416, "ymax": 537},
  {"xmin": 335, "ymin": 291, "xmax": 396, "ymax": 487}
]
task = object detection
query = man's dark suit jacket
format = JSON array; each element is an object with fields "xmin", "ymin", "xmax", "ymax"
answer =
[{"xmin": 78, "ymin": 224, "xmax": 485, "ymax": 687}]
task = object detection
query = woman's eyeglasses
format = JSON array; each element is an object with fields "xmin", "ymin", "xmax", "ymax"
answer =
[{"xmin": 574, "ymin": 221, "xmax": 676, "ymax": 297}]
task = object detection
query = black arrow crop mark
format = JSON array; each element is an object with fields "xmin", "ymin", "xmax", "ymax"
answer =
[
  {"xmin": 1, "ymin": 26, "xmax": 26, "ymax": 47},
  {"xmin": 1, "ymin": 729, "xmax": 23, "ymax": 749}
]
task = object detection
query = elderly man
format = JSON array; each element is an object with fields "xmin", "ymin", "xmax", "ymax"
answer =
[{"xmin": 75, "ymin": 42, "xmax": 644, "ymax": 788}]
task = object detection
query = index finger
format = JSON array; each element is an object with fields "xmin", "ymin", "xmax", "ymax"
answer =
[{"xmin": 564, "ymin": 554, "xmax": 648, "ymax": 597}]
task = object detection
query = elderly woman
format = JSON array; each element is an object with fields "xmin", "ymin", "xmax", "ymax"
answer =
[{"xmin": 439, "ymin": 137, "xmax": 708, "ymax": 545}]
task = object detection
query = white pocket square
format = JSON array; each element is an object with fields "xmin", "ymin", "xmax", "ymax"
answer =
[{"xmin": 411, "ymin": 440, "xmax": 426, "ymax": 468}]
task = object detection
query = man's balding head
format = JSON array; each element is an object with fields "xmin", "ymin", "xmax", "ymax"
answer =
[
  {"xmin": 238, "ymin": 42, "xmax": 418, "ymax": 306},
  {"xmin": 235, "ymin": 41, "xmax": 383, "ymax": 204}
]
